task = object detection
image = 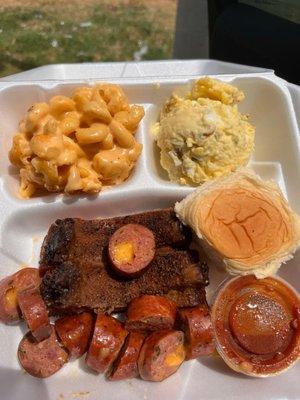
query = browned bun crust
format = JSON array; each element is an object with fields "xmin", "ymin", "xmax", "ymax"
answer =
[{"xmin": 175, "ymin": 168, "xmax": 300, "ymax": 278}]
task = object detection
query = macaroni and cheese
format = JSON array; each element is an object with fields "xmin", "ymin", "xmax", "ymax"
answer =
[{"xmin": 9, "ymin": 84, "xmax": 144, "ymax": 198}]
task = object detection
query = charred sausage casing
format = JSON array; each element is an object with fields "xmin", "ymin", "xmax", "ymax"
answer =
[
  {"xmin": 18, "ymin": 287, "xmax": 52, "ymax": 342},
  {"xmin": 126, "ymin": 295, "xmax": 177, "ymax": 332},
  {"xmin": 108, "ymin": 224, "xmax": 155, "ymax": 278},
  {"xmin": 86, "ymin": 314, "xmax": 128, "ymax": 373},
  {"xmin": 177, "ymin": 305, "xmax": 215, "ymax": 359},
  {"xmin": 55, "ymin": 312, "xmax": 94, "ymax": 358},
  {"xmin": 108, "ymin": 331, "xmax": 146, "ymax": 380},
  {"xmin": 138, "ymin": 330, "xmax": 185, "ymax": 382},
  {"xmin": 0, "ymin": 268, "xmax": 40, "ymax": 324}
]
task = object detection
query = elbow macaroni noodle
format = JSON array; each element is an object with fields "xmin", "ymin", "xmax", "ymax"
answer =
[{"xmin": 9, "ymin": 84, "xmax": 144, "ymax": 198}]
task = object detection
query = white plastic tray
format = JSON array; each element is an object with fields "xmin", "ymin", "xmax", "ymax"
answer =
[{"xmin": 0, "ymin": 66, "xmax": 299, "ymax": 400}]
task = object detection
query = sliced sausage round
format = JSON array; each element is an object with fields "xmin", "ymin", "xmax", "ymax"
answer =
[
  {"xmin": 126, "ymin": 295, "xmax": 177, "ymax": 332},
  {"xmin": 18, "ymin": 287, "xmax": 51, "ymax": 342},
  {"xmin": 177, "ymin": 305, "xmax": 215, "ymax": 359},
  {"xmin": 86, "ymin": 314, "xmax": 128, "ymax": 373},
  {"xmin": 108, "ymin": 224, "xmax": 155, "ymax": 277},
  {"xmin": 18, "ymin": 326, "xmax": 69, "ymax": 378},
  {"xmin": 55, "ymin": 312, "xmax": 94, "ymax": 359},
  {"xmin": 13, "ymin": 268, "xmax": 40, "ymax": 290},
  {"xmin": 108, "ymin": 331, "xmax": 146, "ymax": 381},
  {"xmin": 138, "ymin": 330, "xmax": 185, "ymax": 382},
  {"xmin": 0, "ymin": 268, "xmax": 40, "ymax": 324}
]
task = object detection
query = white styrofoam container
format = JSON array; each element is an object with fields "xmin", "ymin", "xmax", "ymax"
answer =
[{"xmin": 0, "ymin": 63, "xmax": 299, "ymax": 400}]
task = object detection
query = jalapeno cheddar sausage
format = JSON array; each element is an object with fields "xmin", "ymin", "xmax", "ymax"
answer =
[
  {"xmin": 126, "ymin": 295, "xmax": 177, "ymax": 332},
  {"xmin": 86, "ymin": 314, "xmax": 128, "ymax": 373},
  {"xmin": 138, "ymin": 330, "xmax": 185, "ymax": 382},
  {"xmin": 177, "ymin": 305, "xmax": 215, "ymax": 359},
  {"xmin": 108, "ymin": 331, "xmax": 146, "ymax": 380},
  {"xmin": 108, "ymin": 224, "xmax": 155, "ymax": 277},
  {"xmin": 18, "ymin": 287, "xmax": 51, "ymax": 342},
  {"xmin": 18, "ymin": 326, "xmax": 68, "ymax": 378},
  {"xmin": 55, "ymin": 312, "xmax": 94, "ymax": 359},
  {"xmin": 0, "ymin": 268, "xmax": 40, "ymax": 324}
]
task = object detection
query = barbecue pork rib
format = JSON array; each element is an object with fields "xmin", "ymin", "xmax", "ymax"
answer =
[{"xmin": 40, "ymin": 209, "xmax": 209, "ymax": 314}]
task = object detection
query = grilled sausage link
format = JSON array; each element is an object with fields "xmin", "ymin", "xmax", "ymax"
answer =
[
  {"xmin": 177, "ymin": 305, "xmax": 215, "ymax": 359},
  {"xmin": 55, "ymin": 312, "xmax": 94, "ymax": 358},
  {"xmin": 0, "ymin": 268, "xmax": 40, "ymax": 324},
  {"xmin": 108, "ymin": 224, "xmax": 155, "ymax": 277},
  {"xmin": 18, "ymin": 287, "xmax": 51, "ymax": 342},
  {"xmin": 138, "ymin": 330, "xmax": 185, "ymax": 381},
  {"xmin": 86, "ymin": 314, "xmax": 128, "ymax": 373},
  {"xmin": 126, "ymin": 295, "xmax": 177, "ymax": 332},
  {"xmin": 108, "ymin": 331, "xmax": 146, "ymax": 380},
  {"xmin": 18, "ymin": 326, "xmax": 69, "ymax": 378}
]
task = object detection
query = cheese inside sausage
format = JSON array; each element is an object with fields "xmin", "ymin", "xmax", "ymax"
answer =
[
  {"xmin": 138, "ymin": 330, "xmax": 185, "ymax": 382},
  {"xmin": 114, "ymin": 242, "xmax": 134, "ymax": 263},
  {"xmin": 108, "ymin": 224, "xmax": 155, "ymax": 277}
]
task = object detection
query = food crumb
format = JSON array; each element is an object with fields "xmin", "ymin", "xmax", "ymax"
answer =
[
  {"xmin": 70, "ymin": 364, "xmax": 79, "ymax": 377},
  {"xmin": 72, "ymin": 392, "xmax": 90, "ymax": 398},
  {"xmin": 144, "ymin": 387, "xmax": 148, "ymax": 400}
]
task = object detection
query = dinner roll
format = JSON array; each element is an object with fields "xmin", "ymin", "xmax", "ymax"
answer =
[{"xmin": 175, "ymin": 168, "xmax": 300, "ymax": 278}]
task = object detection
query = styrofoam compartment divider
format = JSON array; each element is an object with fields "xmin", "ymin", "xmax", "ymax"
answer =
[{"xmin": 0, "ymin": 72, "xmax": 299, "ymax": 400}]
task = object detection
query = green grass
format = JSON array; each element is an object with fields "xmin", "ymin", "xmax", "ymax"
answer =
[{"xmin": 0, "ymin": 3, "xmax": 175, "ymax": 77}]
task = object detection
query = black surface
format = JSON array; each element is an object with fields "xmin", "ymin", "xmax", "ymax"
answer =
[{"xmin": 210, "ymin": 3, "xmax": 300, "ymax": 84}]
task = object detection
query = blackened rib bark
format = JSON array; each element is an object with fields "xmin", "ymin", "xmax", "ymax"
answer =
[
  {"xmin": 41, "ymin": 250, "xmax": 207, "ymax": 314},
  {"xmin": 41, "ymin": 262, "xmax": 80, "ymax": 304},
  {"xmin": 40, "ymin": 209, "xmax": 207, "ymax": 314},
  {"xmin": 40, "ymin": 218, "xmax": 75, "ymax": 268},
  {"xmin": 39, "ymin": 209, "xmax": 190, "ymax": 272}
]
